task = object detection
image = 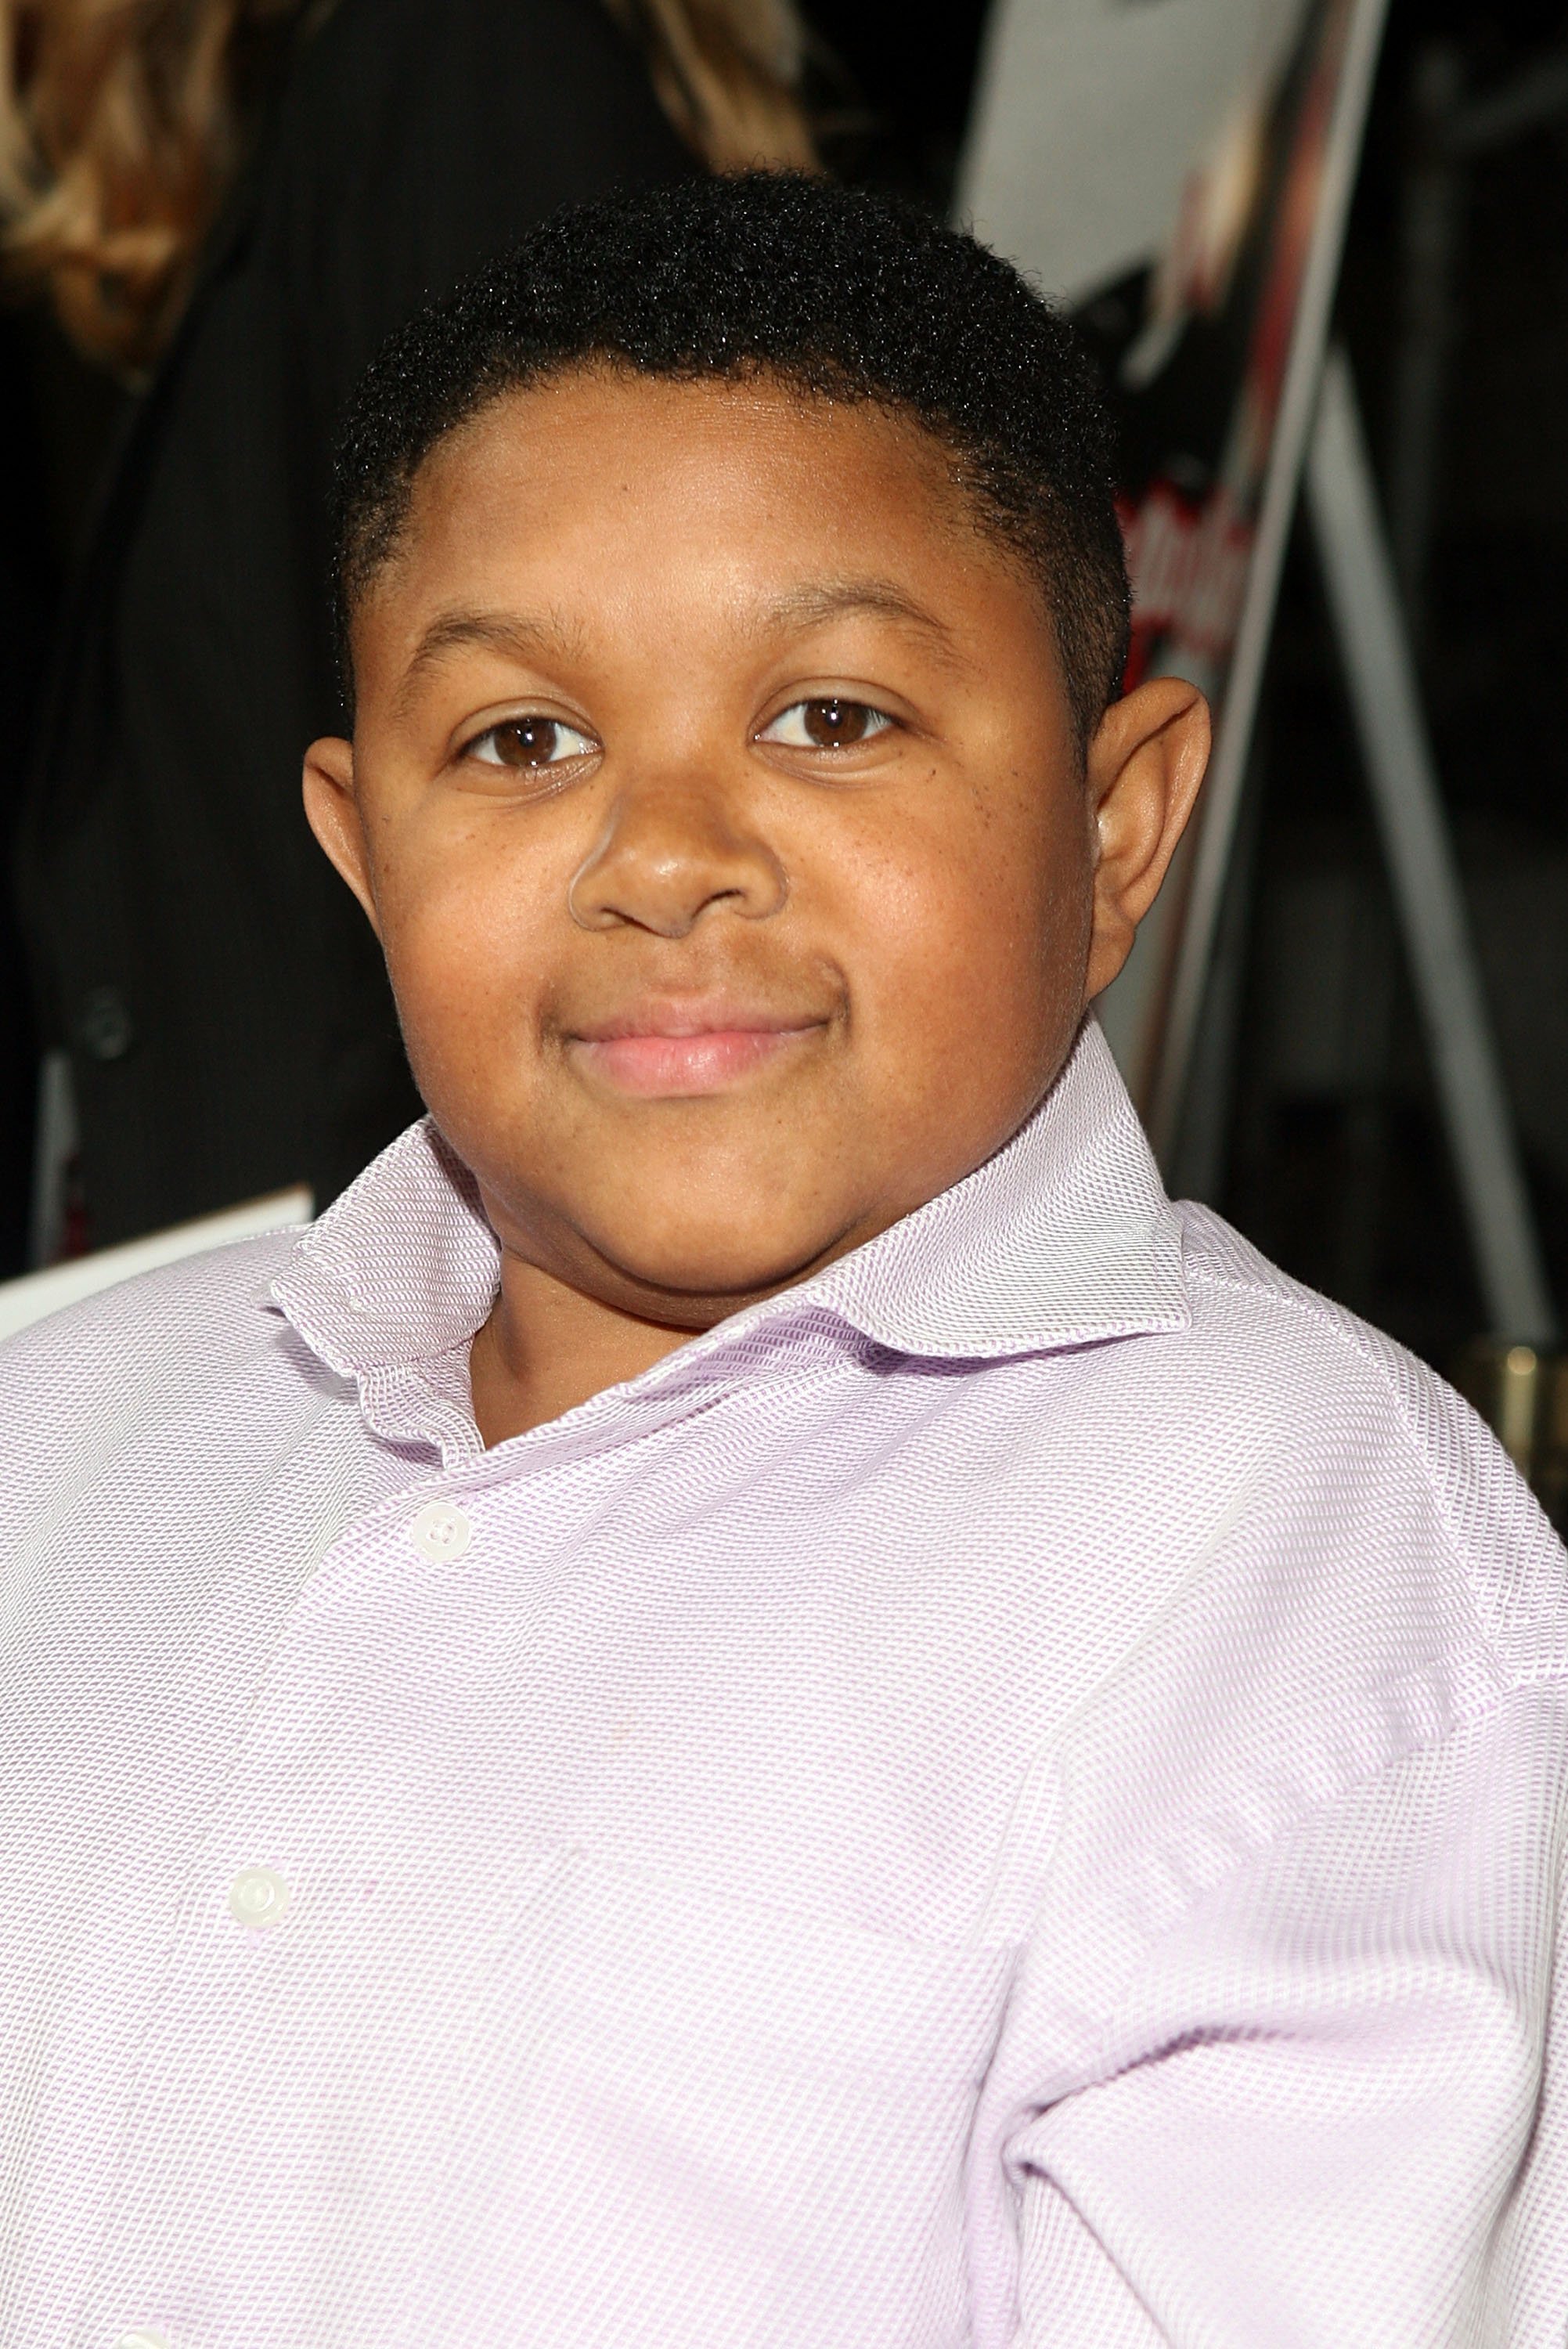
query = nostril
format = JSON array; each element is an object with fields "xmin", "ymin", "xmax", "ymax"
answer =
[{"xmin": 567, "ymin": 828, "xmax": 786, "ymax": 936}]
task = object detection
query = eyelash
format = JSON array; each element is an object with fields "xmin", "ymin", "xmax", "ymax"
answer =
[
  {"xmin": 459, "ymin": 695, "xmax": 896, "ymax": 770},
  {"xmin": 758, "ymin": 698, "xmax": 894, "ymax": 751},
  {"xmin": 464, "ymin": 716, "xmax": 597, "ymax": 770}
]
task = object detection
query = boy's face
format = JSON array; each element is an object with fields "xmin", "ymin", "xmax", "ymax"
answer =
[{"xmin": 307, "ymin": 370, "xmax": 1206, "ymax": 1327}]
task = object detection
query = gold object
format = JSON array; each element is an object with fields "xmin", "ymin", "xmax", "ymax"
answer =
[{"xmin": 1454, "ymin": 1341, "xmax": 1567, "ymax": 1529}]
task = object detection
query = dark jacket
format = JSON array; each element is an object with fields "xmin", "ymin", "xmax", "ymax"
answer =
[{"xmin": 18, "ymin": 0, "xmax": 689, "ymax": 1244}]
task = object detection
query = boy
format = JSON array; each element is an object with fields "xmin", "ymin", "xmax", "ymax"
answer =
[{"xmin": 2, "ymin": 175, "xmax": 1565, "ymax": 2347}]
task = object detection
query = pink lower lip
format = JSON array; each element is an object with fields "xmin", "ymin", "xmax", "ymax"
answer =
[{"xmin": 571, "ymin": 1026, "xmax": 820, "ymax": 1097}]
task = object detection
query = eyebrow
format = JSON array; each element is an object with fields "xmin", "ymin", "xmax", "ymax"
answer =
[
  {"xmin": 754, "ymin": 579, "xmax": 963, "ymax": 657},
  {"xmin": 395, "ymin": 576, "xmax": 966, "ymax": 713},
  {"xmin": 395, "ymin": 608, "xmax": 586, "ymax": 715}
]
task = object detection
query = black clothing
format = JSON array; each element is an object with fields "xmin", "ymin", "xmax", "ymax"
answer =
[
  {"xmin": 18, "ymin": 0, "xmax": 689, "ymax": 1244},
  {"xmin": 0, "ymin": 319, "xmax": 54, "ymax": 1274}
]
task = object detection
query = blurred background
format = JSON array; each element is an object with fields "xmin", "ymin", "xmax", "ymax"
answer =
[
  {"xmin": 1, "ymin": 0, "xmax": 1563, "ymax": 1510},
  {"xmin": 819, "ymin": 0, "xmax": 1568, "ymax": 1383}
]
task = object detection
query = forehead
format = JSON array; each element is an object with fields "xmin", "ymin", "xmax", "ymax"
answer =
[{"xmin": 369, "ymin": 369, "xmax": 1011, "ymax": 621}]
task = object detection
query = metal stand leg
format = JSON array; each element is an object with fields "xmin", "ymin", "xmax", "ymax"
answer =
[
  {"xmin": 1306, "ymin": 345, "xmax": 1558, "ymax": 1343},
  {"xmin": 27, "ymin": 1049, "xmax": 77, "ymax": 1271}
]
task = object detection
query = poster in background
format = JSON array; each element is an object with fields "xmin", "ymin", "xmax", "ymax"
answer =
[{"xmin": 957, "ymin": 0, "xmax": 1386, "ymax": 1140}]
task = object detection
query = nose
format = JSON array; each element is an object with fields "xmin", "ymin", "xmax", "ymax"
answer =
[{"xmin": 568, "ymin": 770, "xmax": 787, "ymax": 936}]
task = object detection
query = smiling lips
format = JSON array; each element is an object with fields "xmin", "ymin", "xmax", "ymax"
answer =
[{"xmin": 568, "ymin": 1003, "xmax": 826, "ymax": 1097}]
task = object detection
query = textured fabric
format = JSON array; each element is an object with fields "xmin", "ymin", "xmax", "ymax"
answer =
[{"xmin": 2, "ymin": 1016, "xmax": 1566, "ymax": 2347}]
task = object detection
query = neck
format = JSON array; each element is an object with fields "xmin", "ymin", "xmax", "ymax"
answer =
[{"xmin": 468, "ymin": 1252, "xmax": 697, "ymax": 1446}]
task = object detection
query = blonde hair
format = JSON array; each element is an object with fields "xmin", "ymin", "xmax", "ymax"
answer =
[{"xmin": 0, "ymin": 0, "xmax": 814, "ymax": 373}]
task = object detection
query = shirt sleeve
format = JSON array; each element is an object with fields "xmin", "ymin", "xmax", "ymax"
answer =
[{"xmin": 1011, "ymin": 1683, "xmax": 1568, "ymax": 2346}]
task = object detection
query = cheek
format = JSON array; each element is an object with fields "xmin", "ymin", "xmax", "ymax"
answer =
[
  {"xmin": 370, "ymin": 814, "xmax": 561, "ymax": 1063},
  {"xmin": 827, "ymin": 785, "xmax": 1090, "ymax": 1081}
]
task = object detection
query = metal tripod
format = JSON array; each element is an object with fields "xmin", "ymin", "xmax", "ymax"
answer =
[{"xmin": 1170, "ymin": 345, "xmax": 1559, "ymax": 1348}]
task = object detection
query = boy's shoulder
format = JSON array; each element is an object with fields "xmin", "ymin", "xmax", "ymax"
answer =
[
  {"xmin": 1167, "ymin": 1197, "xmax": 1567, "ymax": 1682},
  {"xmin": 0, "ymin": 1230, "xmax": 335, "ymax": 1522},
  {"xmin": 1173, "ymin": 1193, "xmax": 1500, "ymax": 1469},
  {"xmin": 0, "ymin": 1225, "xmax": 304, "ymax": 1380}
]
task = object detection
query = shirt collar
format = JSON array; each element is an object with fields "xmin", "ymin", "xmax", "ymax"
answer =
[{"xmin": 271, "ymin": 1016, "xmax": 1189, "ymax": 1383}]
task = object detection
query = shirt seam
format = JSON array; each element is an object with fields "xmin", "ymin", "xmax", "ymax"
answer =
[
  {"xmin": 1022, "ymin": 1665, "xmax": 1568, "ymax": 2138},
  {"xmin": 1183, "ymin": 1254, "xmax": 1528, "ymax": 1675}
]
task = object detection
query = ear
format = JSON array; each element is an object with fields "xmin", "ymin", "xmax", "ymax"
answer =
[
  {"xmin": 1084, "ymin": 677, "xmax": 1211, "ymax": 998},
  {"xmin": 303, "ymin": 736, "xmax": 381, "ymax": 936}
]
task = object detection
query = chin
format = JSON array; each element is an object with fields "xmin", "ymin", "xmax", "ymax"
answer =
[{"xmin": 602, "ymin": 1214, "xmax": 846, "ymax": 1312}]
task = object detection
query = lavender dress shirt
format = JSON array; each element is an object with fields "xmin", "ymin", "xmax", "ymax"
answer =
[{"xmin": 2, "ymin": 1019, "xmax": 1566, "ymax": 2348}]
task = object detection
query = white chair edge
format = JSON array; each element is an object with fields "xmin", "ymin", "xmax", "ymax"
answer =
[{"xmin": 0, "ymin": 1186, "xmax": 314, "ymax": 1345}]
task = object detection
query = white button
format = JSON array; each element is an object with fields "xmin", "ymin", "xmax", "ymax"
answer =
[
  {"xmin": 408, "ymin": 1500, "xmax": 472, "ymax": 1562},
  {"xmin": 116, "ymin": 2330, "xmax": 171, "ymax": 2349},
  {"xmin": 227, "ymin": 1866, "xmax": 290, "ymax": 1927}
]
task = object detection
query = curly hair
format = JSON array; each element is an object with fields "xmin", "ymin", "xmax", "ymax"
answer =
[
  {"xmin": 0, "ymin": 0, "xmax": 814, "ymax": 374},
  {"xmin": 335, "ymin": 172, "xmax": 1131, "ymax": 750}
]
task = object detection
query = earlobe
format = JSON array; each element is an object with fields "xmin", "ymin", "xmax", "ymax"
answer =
[
  {"xmin": 1083, "ymin": 677, "xmax": 1211, "ymax": 998},
  {"xmin": 302, "ymin": 737, "xmax": 380, "ymax": 935}
]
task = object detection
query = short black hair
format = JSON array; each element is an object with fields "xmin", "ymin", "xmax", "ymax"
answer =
[{"xmin": 333, "ymin": 173, "xmax": 1130, "ymax": 749}]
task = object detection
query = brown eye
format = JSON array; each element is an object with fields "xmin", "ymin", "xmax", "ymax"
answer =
[
  {"xmin": 760, "ymin": 697, "xmax": 892, "ymax": 751},
  {"xmin": 492, "ymin": 718, "xmax": 561, "ymax": 767},
  {"xmin": 804, "ymin": 698, "xmax": 870, "ymax": 747},
  {"xmin": 468, "ymin": 716, "xmax": 596, "ymax": 771}
]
